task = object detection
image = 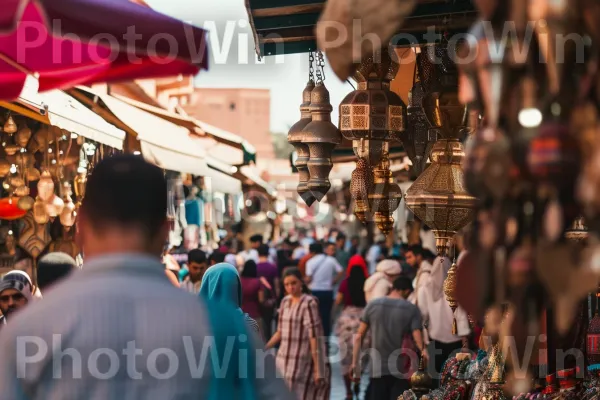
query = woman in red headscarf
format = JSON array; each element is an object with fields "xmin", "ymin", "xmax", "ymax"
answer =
[{"xmin": 334, "ymin": 254, "xmax": 369, "ymax": 399}]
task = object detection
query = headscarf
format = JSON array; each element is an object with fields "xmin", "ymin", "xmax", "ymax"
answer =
[
  {"xmin": 199, "ymin": 263, "xmax": 257, "ymax": 400},
  {"xmin": 375, "ymin": 259, "xmax": 402, "ymax": 275},
  {"xmin": 0, "ymin": 280, "xmax": 32, "ymax": 301},
  {"xmin": 347, "ymin": 254, "xmax": 369, "ymax": 277}
]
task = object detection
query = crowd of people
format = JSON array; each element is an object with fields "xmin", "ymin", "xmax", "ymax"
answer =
[{"xmin": 0, "ymin": 155, "xmax": 474, "ymax": 400}]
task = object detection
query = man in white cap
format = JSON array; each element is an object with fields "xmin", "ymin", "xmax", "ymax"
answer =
[
  {"xmin": 363, "ymin": 259, "xmax": 403, "ymax": 303},
  {"xmin": 0, "ymin": 277, "xmax": 32, "ymax": 327}
]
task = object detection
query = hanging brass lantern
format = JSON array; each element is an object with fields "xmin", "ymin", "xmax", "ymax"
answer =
[
  {"xmin": 368, "ymin": 153, "xmax": 402, "ymax": 235},
  {"xmin": 302, "ymin": 82, "xmax": 341, "ymax": 201},
  {"xmin": 288, "ymin": 79, "xmax": 317, "ymax": 206},
  {"xmin": 74, "ymin": 173, "xmax": 87, "ymax": 208},
  {"xmin": 405, "ymin": 44, "xmax": 477, "ymax": 256},
  {"xmin": 339, "ymin": 48, "xmax": 406, "ymax": 166},
  {"xmin": 444, "ymin": 260, "xmax": 459, "ymax": 334},
  {"xmin": 350, "ymin": 157, "xmax": 373, "ymax": 223},
  {"xmin": 410, "ymin": 358, "xmax": 432, "ymax": 397},
  {"xmin": 405, "ymin": 79, "xmax": 436, "ymax": 174}
]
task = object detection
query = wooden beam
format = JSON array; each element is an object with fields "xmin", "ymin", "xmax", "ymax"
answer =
[{"xmin": 252, "ymin": 3, "xmax": 323, "ymax": 17}]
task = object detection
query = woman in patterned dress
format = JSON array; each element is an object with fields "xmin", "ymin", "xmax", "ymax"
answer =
[
  {"xmin": 334, "ymin": 255, "xmax": 368, "ymax": 399},
  {"xmin": 266, "ymin": 268, "xmax": 331, "ymax": 399}
]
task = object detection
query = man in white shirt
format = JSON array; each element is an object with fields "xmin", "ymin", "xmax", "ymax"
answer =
[
  {"xmin": 417, "ymin": 256, "xmax": 470, "ymax": 388},
  {"xmin": 305, "ymin": 242, "xmax": 344, "ymax": 344},
  {"xmin": 405, "ymin": 245, "xmax": 433, "ymax": 304}
]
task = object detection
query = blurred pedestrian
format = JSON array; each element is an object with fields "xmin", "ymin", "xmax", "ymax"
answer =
[
  {"xmin": 3, "ymin": 268, "xmax": 41, "ymax": 298},
  {"xmin": 352, "ymin": 277, "xmax": 426, "ymax": 400},
  {"xmin": 305, "ymin": 242, "xmax": 344, "ymax": 344},
  {"xmin": 334, "ymin": 233, "xmax": 351, "ymax": 270},
  {"xmin": 0, "ymin": 277, "xmax": 31, "ymax": 327},
  {"xmin": 200, "ymin": 262, "xmax": 260, "ymax": 333},
  {"xmin": 180, "ymin": 249, "xmax": 208, "ymax": 294},
  {"xmin": 405, "ymin": 245, "xmax": 432, "ymax": 304},
  {"xmin": 418, "ymin": 256, "xmax": 470, "ymax": 387},
  {"xmin": 36, "ymin": 252, "xmax": 77, "ymax": 292},
  {"xmin": 363, "ymin": 259, "xmax": 402, "ymax": 303},
  {"xmin": 257, "ymin": 244, "xmax": 279, "ymax": 338},
  {"xmin": 349, "ymin": 235, "xmax": 361, "ymax": 256},
  {"xmin": 334, "ymin": 257, "xmax": 368, "ymax": 399},
  {"xmin": 0, "ymin": 155, "xmax": 293, "ymax": 399},
  {"xmin": 240, "ymin": 260, "xmax": 265, "ymax": 330},
  {"xmin": 266, "ymin": 268, "xmax": 331, "ymax": 399},
  {"xmin": 208, "ymin": 250, "xmax": 226, "ymax": 266}
]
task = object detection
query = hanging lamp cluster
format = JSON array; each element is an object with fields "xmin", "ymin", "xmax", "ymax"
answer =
[
  {"xmin": 339, "ymin": 47, "xmax": 406, "ymax": 235},
  {"xmin": 288, "ymin": 51, "xmax": 341, "ymax": 205}
]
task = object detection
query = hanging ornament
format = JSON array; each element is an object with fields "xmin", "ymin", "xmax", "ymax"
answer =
[
  {"xmin": 60, "ymin": 182, "xmax": 76, "ymax": 228},
  {"xmin": 33, "ymin": 197, "xmax": 49, "ymax": 225},
  {"xmin": 349, "ymin": 157, "xmax": 373, "ymax": 223},
  {"xmin": 74, "ymin": 172, "xmax": 87, "ymax": 208},
  {"xmin": 405, "ymin": 77, "xmax": 436, "ymax": 175},
  {"xmin": 4, "ymin": 144, "xmax": 19, "ymax": 156},
  {"xmin": 17, "ymin": 196, "xmax": 34, "ymax": 211},
  {"xmin": 37, "ymin": 170, "xmax": 55, "ymax": 202},
  {"xmin": 13, "ymin": 185, "xmax": 29, "ymax": 197},
  {"xmin": 19, "ymin": 210, "xmax": 51, "ymax": 259},
  {"xmin": 564, "ymin": 216, "xmax": 589, "ymax": 243},
  {"xmin": 444, "ymin": 258, "xmax": 459, "ymax": 335},
  {"xmin": 15, "ymin": 125, "xmax": 32, "ymax": 148},
  {"xmin": 3, "ymin": 115, "xmax": 17, "ymax": 135},
  {"xmin": 288, "ymin": 53, "xmax": 316, "ymax": 206},
  {"xmin": 301, "ymin": 51, "xmax": 341, "ymax": 201},
  {"xmin": 26, "ymin": 167, "xmax": 40, "ymax": 182},
  {"xmin": 339, "ymin": 47, "xmax": 406, "ymax": 166},
  {"xmin": 368, "ymin": 152, "xmax": 402, "ymax": 235},
  {"xmin": 409, "ymin": 358, "xmax": 432, "ymax": 398},
  {"xmin": 45, "ymin": 195, "xmax": 65, "ymax": 218},
  {"xmin": 0, "ymin": 160, "xmax": 10, "ymax": 177}
]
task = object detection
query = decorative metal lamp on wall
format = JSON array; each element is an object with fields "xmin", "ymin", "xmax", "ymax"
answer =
[{"xmin": 339, "ymin": 47, "xmax": 406, "ymax": 228}]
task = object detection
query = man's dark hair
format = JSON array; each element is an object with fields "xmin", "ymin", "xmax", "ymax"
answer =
[
  {"xmin": 423, "ymin": 249, "xmax": 436, "ymax": 262},
  {"xmin": 258, "ymin": 244, "xmax": 270, "ymax": 257},
  {"xmin": 37, "ymin": 252, "xmax": 77, "ymax": 291},
  {"xmin": 80, "ymin": 155, "xmax": 167, "ymax": 239},
  {"xmin": 392, "ymin": 276, "xmax": 413, "ymax": 292},
  {"xmin": 188, "ymin": 249, "xmax": 207, "ymax": 265},
  {"xmin": 309, "ymin": 242, "xmax": 323, "ymax": 254},
  {"xmin": 208, "ymin": 251, "xmax": 226, "ymax": 265},
  {"xmin": 336, "ymin": 234, "xmax": 346, "ymax": 242},
  {"xmin": 249, "ymin": 234, "xmax": 263, "ymax": 244},
  {"xmin": 406, "ymin": 244, "xmax": 423, "ymax": 257}
]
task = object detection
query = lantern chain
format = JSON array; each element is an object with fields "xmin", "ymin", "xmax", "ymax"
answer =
[
  {"xmin": 316, "ymin": 50, "xmax": 325, "ymax": 83},
  {"xmin": 309, "ymin": 51, "xmax": 315, "ymax": 82}
]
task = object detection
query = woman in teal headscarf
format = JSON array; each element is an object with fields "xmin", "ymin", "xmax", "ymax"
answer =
[{"xmin": 199, "ymin": 263, "xmax": 260, "ymax": 399}]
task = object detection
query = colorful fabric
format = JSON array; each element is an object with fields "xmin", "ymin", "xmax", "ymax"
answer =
[{"xmin": 276, "ymin": 294, "xmax": 331, "ymax": 400}]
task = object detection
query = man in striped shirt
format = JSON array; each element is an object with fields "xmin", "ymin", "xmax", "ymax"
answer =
[
  {"xmin": 0, "ymin": 156, "xmax": 290, "ymax": 400},
  {"xmin": 179, "ymin": 249, "xmax": 207, "ymax": 294}
]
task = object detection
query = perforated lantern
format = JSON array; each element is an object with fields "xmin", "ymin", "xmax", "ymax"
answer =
[
  {"xmin": 405, "ymin": 80, "xmax": 437, "ymax": 174},
  {"xmin": 302, "ymin": 83, "xmax": 342, "ymax": 201},
  {"xmin": 288, "ymin": 80, "xmax": 317, "ymax": 206},
  {"xmin": 339, "ymin": 48, "xmax": 406, "ymax": 166},
  {"xmin": 350, "ymin": 158, "xmax": 373, "ymax": 223},
  {"xmin": 368, "ymin": 153, "xmax": 402, "ymax": 235}
]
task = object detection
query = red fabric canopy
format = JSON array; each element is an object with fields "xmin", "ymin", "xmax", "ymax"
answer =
[{"xmin": 0, "ymin": 0, "xmax": 209, "ymax": 100}]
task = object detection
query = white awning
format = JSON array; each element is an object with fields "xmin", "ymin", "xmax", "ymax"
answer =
[
  {"xmin": 1, "ymin": 80, "xmax": 125, "ymax": 149},
  {"xmin": 77, "ymin": 87, "xmax": 209, "ymax": 176},
  {"xmin": 204, "ymin": 156, "xmax": 242, "ymax": 194},
  {"xmin": 240, "ymin": 165, "xmax": 277, "ymax": 198}
]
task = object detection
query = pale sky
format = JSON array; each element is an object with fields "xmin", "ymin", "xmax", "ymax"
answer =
[{"xmin": 145, "ymin": 0, "xmax": 352, "ymax": 133}]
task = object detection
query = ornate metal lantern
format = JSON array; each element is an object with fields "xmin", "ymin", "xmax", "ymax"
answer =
[
  {"xmin": 368, "ymin": 153, "xmax": 402, "ymax": 235},
  {"xmin": 339, "ymin": 48, "xmax": 406, "ymax": 166},
  {"xmin": 564, "ymin": 216, "xmax": 589, "ymax": 243},
  {"xmin": 350, "ymin": 157, "xmax": 373, "ymax": 223},
  {"xmin": 405, "ymin": 44, "xmax": 477, "ymax": 256},
  {"xmin": 410, "ymin": 358, "xmax": 432, "ymax": 397},
  {"xmin": 288, "ymin": 79, "xmax": 316, "ymax": 206},
  {"xmin": 444, "ymin": 259, "xmax": 459, "ymax": 334},
  {"xmin": 302, "ymin": 81, "xmax": 341, "ymax": 201},
  {"xmin": 405, "ymin": 79, "xmax": 436, "ymax": 174}
]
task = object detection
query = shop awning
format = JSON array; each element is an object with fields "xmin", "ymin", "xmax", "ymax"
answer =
[
  {"xmin": 108, "ymin": 94, "xmax": 257, "ymax": 165},
  {"xmin": 239, "ymin": 165, "xmax": 278, "ymax": 198},
  {"xmin": 72, "ymin": 87, "xmax": 209, "ymax": 176},
  {"xmin": 204, "ymin": 156, "xmax": 242, "ymax": 195},
  {"xmin": 0, "ymin": 79, "xmax": 126, "ymax": 149}
]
